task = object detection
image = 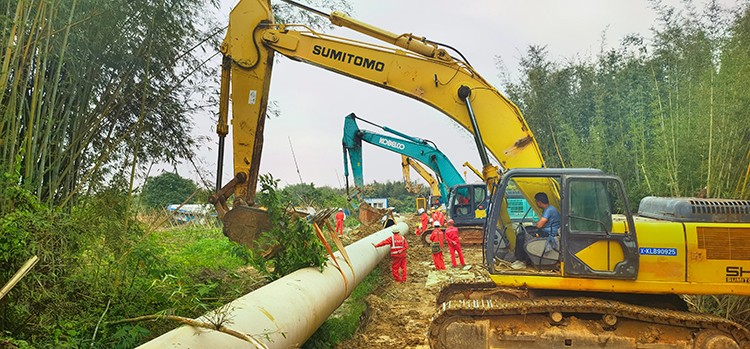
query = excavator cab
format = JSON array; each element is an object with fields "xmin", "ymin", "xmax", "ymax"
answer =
[
  {"xmin": 429, "ymin": 195, "xmax": 442, "ymax": 209},
  {"xmin": 448, "ymin": 184, "xmax": 489, "ymax": 226},
  {"xmin": 486, "ymin": 168, "xmax": 639, "ymax": 277}
]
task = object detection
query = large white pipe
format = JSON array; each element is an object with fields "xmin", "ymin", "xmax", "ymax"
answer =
[{"xmin": 138, "ymin": 222, "xmax": 407, "ymax": 348}]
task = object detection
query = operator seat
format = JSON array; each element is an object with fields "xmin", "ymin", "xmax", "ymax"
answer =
[{"xmin": 525, "ymin": 234, "xmax": 560, "ymax": 269}]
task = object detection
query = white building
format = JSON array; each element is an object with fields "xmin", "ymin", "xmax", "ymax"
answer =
[{"xmin": 364, "ymin": 198, "xmax": 388, "ymax": 209}]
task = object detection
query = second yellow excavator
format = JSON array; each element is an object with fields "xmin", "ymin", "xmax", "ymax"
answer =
[
  {"xmin": 402, "ymin": 156, "xmax": 442, "ymax": 208},
  {"xmin": 211, "ymin": 0, "xmax": 750, "ymax": 347}
]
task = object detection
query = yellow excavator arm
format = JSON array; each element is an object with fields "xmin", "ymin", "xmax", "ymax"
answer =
[
  {"xmin": 401, "ymin": 155, "xmax": 441, "ymax": 198},
  {"xmin": 212, "ymin": 0, "xmax": 556, "ymax": 243},
  {"xmin": 462, "ymin": 161, "xmax": 484, "ymax": 181},
  {"xmin": 401, "ymin": 156, "xmax": 414, "ymax": 193}
]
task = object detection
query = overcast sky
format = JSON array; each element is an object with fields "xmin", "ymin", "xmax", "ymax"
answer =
[{"xmin": 176, "ymin": 0, "xmax": 739, "ymax": 190}]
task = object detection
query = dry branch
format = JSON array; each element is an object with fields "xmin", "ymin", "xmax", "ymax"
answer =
[
  {"xmin": 109, "ymin": 314, "xmax": 269, "ymax": 349},
  {"xmin": 0, "ymin": 255, "xmax": 39, "ymax": 301}
]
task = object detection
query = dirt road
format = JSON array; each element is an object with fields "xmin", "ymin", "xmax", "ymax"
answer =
[{"xmin": 337, "ymin": 219, "xmax": 488, "ymax": 349}]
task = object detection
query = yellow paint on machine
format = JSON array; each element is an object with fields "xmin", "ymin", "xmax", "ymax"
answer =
[
  {"xmin": 488, "ymin": 273, "xmax": 750, "ymax": 295},
  {"xmin": 574, "ymin": 240, "xmax": 625, "ymax": 272},
  {"xmin": 492, "ymin": 218, "xmax": 750, "ymax": 295},
  {"xmin": 687, "ymin": 224, "xmax": 750, "ymax": 284},
  {"xmin": 633, "ymin": 219, "xmax": 687, "ymax": 283}
]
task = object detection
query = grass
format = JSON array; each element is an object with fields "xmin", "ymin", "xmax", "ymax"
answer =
[
  {"xmin": 146, "ymin": 224, "xmax": 387, "ymax": 348},
  {"xmin": 148, "ymin": 226, "xmax": 251, "ymax": 272},
  {"xmin": 114, "ymin": 226, "xmax": 265, "ymax": 346},
  {"xmin": 685, "ymin": 295, "xmax": 750, "ymax": 329}
]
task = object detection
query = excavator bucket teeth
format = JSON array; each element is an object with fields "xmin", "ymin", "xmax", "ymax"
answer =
[{"xmin": 222, "ymin": 205, "xmax": 273, "ymax": 250}]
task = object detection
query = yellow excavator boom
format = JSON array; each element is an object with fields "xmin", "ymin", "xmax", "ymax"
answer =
[{"xmin": 212, "ymin": 0, "xmax": 557, "ymax": 226}]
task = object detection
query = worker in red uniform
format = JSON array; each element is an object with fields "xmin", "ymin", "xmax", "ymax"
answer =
[
  {"xmin": 458, "ymin": 194, "xmax": 470, "ymax": 205},
  {"xmin": 431, "ymin": 209, "xmax": 441, "ymax": 226},
  {"xmin": 437, "ymin": 208, "xmax": 446, "ymax": 226},
  {"xmin": 372, "ymin": 225, "xmax": 409, "ymax": 282},
  {"xmin": 429, "ymin": 221, "xmax": 446, "ymax": 270},
  {"xmin": 414, "ymin": 223, "xmax": 422, "ymax": 236},
  {"xmin": 419, "ymin": 208, "xmax": 429, "ymax": 232},
  {"xmin": 444, "ymin": 219, "xmax": 465, "ymax": 267},
  {"xmin": 335, "ymin": 208, "xmax": 346, "ymax": 236}
]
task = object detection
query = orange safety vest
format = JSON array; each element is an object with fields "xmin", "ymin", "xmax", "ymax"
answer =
[{"xmin": 390, "ymin": 234, "xmax": 407, "ymax": 257}]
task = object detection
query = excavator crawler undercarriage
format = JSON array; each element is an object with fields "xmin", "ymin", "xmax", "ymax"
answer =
[{"xmin": 429, "ymin": 296, "xmax": 749, "ymax": 349}]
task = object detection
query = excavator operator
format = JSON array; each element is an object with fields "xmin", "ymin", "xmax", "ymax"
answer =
[
  {"xmin": 533, "ymin": 192, "xmax": 561, "ymax": 239},
  {"xmin": 512, "ymin": 192, "xmax": 561, "ymax": 269}
]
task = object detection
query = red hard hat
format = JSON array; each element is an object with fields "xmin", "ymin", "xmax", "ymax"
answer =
[{"xmin": 447, "ymin": 219, "xmax": 454, "ymax": 225}]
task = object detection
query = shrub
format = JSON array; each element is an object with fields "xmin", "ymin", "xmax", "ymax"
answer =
[{"xmin": 250, "ymin": 174, "xmax": 327, "ymax": 280}]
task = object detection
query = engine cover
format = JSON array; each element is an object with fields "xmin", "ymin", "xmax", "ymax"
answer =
[{"xmin": 638, "ymin": 196, "xmax": 750, "ymax": 223}]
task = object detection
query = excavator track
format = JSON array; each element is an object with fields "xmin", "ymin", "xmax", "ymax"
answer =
[
  {"xmin": 435, "ymin": 280, "xmax": 524, "ymax": 305},
  {"xmin": 430, "ymin": 297, "xmax": 750, "ymax": 349}
]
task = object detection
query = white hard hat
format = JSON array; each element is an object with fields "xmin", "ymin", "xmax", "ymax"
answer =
[
  {"xmin": 392, "ymin": 226, "xmax": 400, "ymax": 233},
  {"xmin": 338, "ymin": 208, "xmax": 343, "ymax": 211},
  {"xmin": 433, "ymin": 221, "xmax": 441, "ymax": 227},
  {"xmin": 418, "ymin": 208, "xmax": 424, "ymax": 214}
]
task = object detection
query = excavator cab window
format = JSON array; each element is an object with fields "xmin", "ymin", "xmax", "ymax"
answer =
[
  {"xmin": 429, "ymin": 195, "xmax": 442, "ymax": 208},
  {"xmin": 473, "ymin": 186, "xmax": 486, "ymax": 205},
  {"xmin": 568, "ymin": 181, "xmax": 614, "ymax": 233},
  {"xmin": 452, "ymin": 186, "xmax": 472, "ymax": 215},
  {"xmin": 561, "ymin": 175, "xmax": 639, "ymax": 279}
]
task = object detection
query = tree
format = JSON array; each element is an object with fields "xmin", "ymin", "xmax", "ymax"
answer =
[
  {"xmin": 505, "ymin": 1, "xmax": 749, "ymax": 203},
  {"xmin": 280, "ymin": 182, "xmax": 349, "ymax": 209},
  {"xmin": 0, "ymin": 0, "xmax": 219, "ymax": 208},
  {"xmin": 140, "ymin": 172, "xmax": 198, "ymax": 208}
]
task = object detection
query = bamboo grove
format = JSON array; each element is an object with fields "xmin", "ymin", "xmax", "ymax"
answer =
[
  {"xmin": 505, "ymin": 2, "xmax": 750, "ymax": 203},
  {"xmin": 0, "ymin": 0, "xmax": 220, "ymax": 208}
]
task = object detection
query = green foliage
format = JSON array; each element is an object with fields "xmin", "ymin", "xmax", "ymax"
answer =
[
  {"xmin": 280, "ymin": 182, "xmax": 350, "ymax": 209},
  {"xmin": 0, "ymin": 0, "xmax": 216, "ymax": 206},
  {"xmin": 506, "ymin": 2, "xmax": 750, "ymax": 202},
  {"xmin": 0, "ymin": 179, "xmax": 84, "ymax": 346},
  {"xmin": 109, "ymin": 325, "xmax": 151, "ymax": 349},
  {"xmin": 140, "ymin": 172, "xmax": 199, "ymax": 209},
  {"xmin": 250, "ymin": 174, "xmax": 328, "ymax": 280},
  {"xmin": 361, "ymin": 180, "xmax": 421, "ymax": 213},
  {"xmin": 687, "ymin": 295, "xmax": 750, "ymax": 329},
  {"xmin": 276, "ymin": 179, "xmax": 424, "ymax": 214},
  {"xmin": 154, "ymin": 227, "xmax": 251, "ymax": 271},
  {"xmin": 0, "ymin": 176, "xmax": 263, "ymax": 347},
  {"xmin": 0, "ymin": 171, "xmax": 42, "ymax": 216},
  {"xmin": 0, "ymin": 211, "xmax": 32, "ymax": 265},
  {"xmin": 0, "ymin": 336, "xmax": 32, "ymax": 349}
]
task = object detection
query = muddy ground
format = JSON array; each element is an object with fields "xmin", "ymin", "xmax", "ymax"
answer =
[{"xmin": 336, "ymin": 218, "xmax": 489, "ymax": 349}]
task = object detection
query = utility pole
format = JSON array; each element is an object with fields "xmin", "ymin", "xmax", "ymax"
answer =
[
  {"xmin": 334, "ymin": 167, "xmax": 342, "ymax": 188},
  {"xmin": 288, "ymin": 136, "xmax": 304, "ymax": 184}
]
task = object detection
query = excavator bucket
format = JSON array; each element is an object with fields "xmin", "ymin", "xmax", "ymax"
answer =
[
  {"xmin": 358, "ymin": 201, "xmax": 388, "ymax": 226},
  {"xmin": 222, "ymin": 205, "xmax": 273, "ymax": 250}
]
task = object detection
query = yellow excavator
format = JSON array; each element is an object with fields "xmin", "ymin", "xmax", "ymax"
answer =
[
  {"xmin": 210, "ymin": 0, "xmax": 750, "ymax": 347},
  {"xmin": 401, "ymin": 155, "xmax": 443, "ymax": 209}
]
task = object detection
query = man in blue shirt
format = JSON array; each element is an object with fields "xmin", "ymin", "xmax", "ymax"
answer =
[
  {"xmin": 511, "ymin": 192, "xmax": 561, "ymax": 269},
  {"xmin": 534, "ymin": 192, "xmax": 560, "ymax": 237},
  {"xmin": 534, "ymin": 192, "xmax": 560, "ymax": 253}
]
